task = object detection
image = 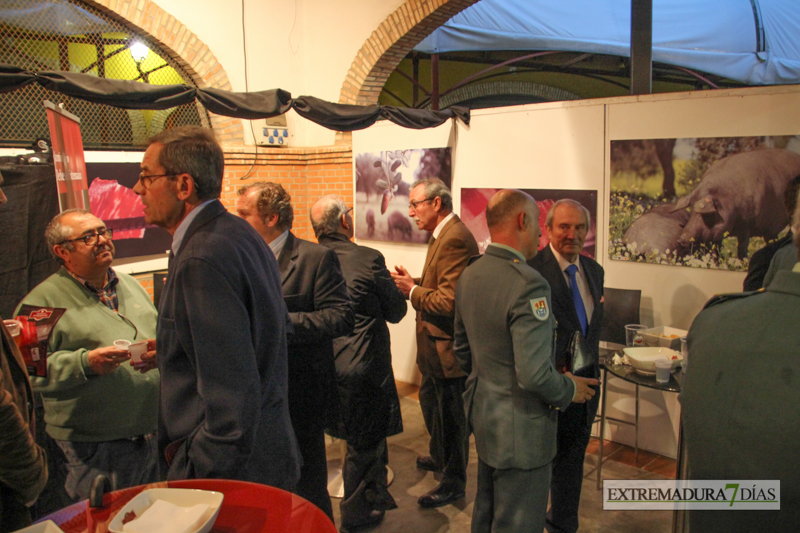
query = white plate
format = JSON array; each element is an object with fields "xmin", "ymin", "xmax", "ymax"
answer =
[
  {"xmin": 623, "ymin": 346, "xmax": 682, "ymax": 372},
  {"xmin": 13, "ymin": 521, "xmax": 64, "ymax": 533},
  {"xmin": 108, "ymin": 488, "xmax": 223, "ymax": 533}
]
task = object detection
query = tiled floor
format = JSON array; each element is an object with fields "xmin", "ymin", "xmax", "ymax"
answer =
[
  {"xmin": 397, "ymin": 380, "xmax": 678, "ymax": 480},
  {"xmin": 326, "ymin": 382, "xmax": 676, "ymax": 532}
]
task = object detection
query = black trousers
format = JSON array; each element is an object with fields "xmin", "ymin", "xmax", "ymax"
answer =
[
  {"xmin": 292, "ymin": 420, "xmax": 334, "ymax": 522},
  {"xmin": 418, "ymin": 374, "xmax": 468, "ymax": 489},
  {"xmin": 546, "ymin": 394, "xmax": 600, "ymax": 533},
  {"xmin": 339, "ymin": 438, "xmax": 396, "ymax": 527}
]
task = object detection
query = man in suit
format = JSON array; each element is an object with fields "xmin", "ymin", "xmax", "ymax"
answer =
[
  {"xmin": 392, "ymin": 178, "xmax": 479, "ymax": 508},
  {"xmin": 236, "ymin": 182, "xmax": 353, "ymax": 522},
  {"xmin": 311, "ymin": 195, "xmax": 407, "ymax": 531},
  {"xmin": 134, "ymin": 126, "xmax": 301, "ymax": 490},
  {"xmin": 455, "ymin": 189, "xmax": 598, "ymax": 533},
  {"xmin": 528, "ymin": 198, "xmax": 604, "ymax": 533},
  {"xmin": 744, "ymin": 174, "xmax": 800, "ymax": 290},
  {"xmin": 681, "ymin": 191, "xmax": 800, "ymax": 531}
]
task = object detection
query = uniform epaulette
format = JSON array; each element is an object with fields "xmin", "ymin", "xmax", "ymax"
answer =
[{"xmin": 703, "ymin": 288, "xmax": 765, "ymax": 310}]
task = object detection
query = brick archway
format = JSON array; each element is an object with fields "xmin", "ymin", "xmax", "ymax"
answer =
[
  {"xmin": 339, "ymin": 0, "xmax": 481, "ymax": 106},
  {"xmin": 85, "ymin": 0, "xmax": 244, "ymax": 143}
]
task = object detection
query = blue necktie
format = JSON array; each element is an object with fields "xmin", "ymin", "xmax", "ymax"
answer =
[{"xmin": 565, "ymin": 264, "xmax": 588, "ymax": 337}]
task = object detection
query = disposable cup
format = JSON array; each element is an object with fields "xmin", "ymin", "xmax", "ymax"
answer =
[
  {"xmin": 654, "ymin": 359, "xmax": 672, "ymax": 383},
  {"xmin": 680, "ymin": 336, "xmax": 688, "ymax": 373},
  {"xmin": 3, "ymin": 319, "xmax": 21, "ymax": 338},
  {"xmin": 129, "ymin": 341, "xmax": 148, "ymax": 369},
  {"xmin": 113, "ymin": 339, "xmax": 131, "ymax": 351}
]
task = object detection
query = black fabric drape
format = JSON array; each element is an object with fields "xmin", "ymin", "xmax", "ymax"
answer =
[
  {"xmin": 197, "ymin": 87, "xmax": 292, "ymax": 119},
  {"xmin": 0, "ymin": 63, "xmax": 469, "ymax": 131},
  {"xmin": 0, "ymin": 162, "xmax": 60, "ymax": 317},
  {"xmin": 0, "ymin": 65, "xmax": 36, "ymax": 94},
  {"xmin": 34, "ymin": 71, "xmax": 197, "ymax": 110}
]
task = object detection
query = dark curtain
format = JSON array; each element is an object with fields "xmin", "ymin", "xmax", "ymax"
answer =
[
  {"xmin": 0, "ymin": 64, "xmax": 469, "ymax": 130},
  {"xmin": 0, "ymin": 161, "xmax": 60, "ymax": 317}
]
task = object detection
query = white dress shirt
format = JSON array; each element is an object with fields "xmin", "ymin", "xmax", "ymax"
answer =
[{"xmin": 549, "ymin": 243, "xmax": 595, "ymax": 323}]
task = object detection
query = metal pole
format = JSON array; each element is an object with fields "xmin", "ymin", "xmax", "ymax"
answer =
[
  {"xmin": 431, "ymin": 53, "xmax": 440, "ymax": 110},
  {"xmin": 630, "ymin": 0, "xmax": 652, "ymax": 95}
]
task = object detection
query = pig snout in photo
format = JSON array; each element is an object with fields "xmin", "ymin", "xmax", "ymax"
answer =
[
  {"xmin": 673, "ymin": 148, "xmax": 800, "ymax": 258},
  {"xmin": 623, "ymin": 203, "xmax": 690, "ymax": 257}
]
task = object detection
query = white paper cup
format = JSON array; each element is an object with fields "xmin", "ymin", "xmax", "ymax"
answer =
[
  {"xmin": 113, "ymin": 339, "xmax": 131, "ymax": 351},
  {"xmin": 654, "ymin": 359, "xmax": 672, "ymax": 383},
  {"xmin": 129, "ymin": 341, "xmax": 148, "ymax": 369}
]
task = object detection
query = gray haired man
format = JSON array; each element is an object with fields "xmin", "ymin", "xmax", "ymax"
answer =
[{"xmin": 311, "ymin": 195, "xmax": 406, "ymax": 531}]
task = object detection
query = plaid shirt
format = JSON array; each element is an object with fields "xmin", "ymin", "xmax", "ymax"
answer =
[{"xmin": 66, "ymin": 267, "xmax": 120, "ymax": 312}]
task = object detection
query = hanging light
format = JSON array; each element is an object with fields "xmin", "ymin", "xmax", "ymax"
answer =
[{"xmin": 130, "ymin": 41, "xmax": 150, "ymax": 64}]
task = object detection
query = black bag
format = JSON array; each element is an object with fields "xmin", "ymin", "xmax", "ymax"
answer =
[{"xmin": 569, "ymin": 330, "xmax": 598, "ymax": 379}]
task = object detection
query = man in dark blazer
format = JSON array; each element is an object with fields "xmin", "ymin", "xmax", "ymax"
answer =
[
  {"xmin": 392, "ymin": 178, "xmax": 479, "ymax": 508},
  {"xmin": 455, "ymin": 190, "xmax": 598, "ymax": 533},
  {"xmin": 237, "ymin": 182, "xmax": 353, "ymax": 522},
  {"xmin": 311, "ymin": 195, "xmax": 407, "ymax": 531},
  {"xmin": 681, "ymin": 199, "xmax": 800, "ymax": 531},
  {"xmin": 528, "ymin": 199, "xmax": 604, "ymax": 533},
  {"xmin": 134, "ymin": 127, "xmax": 301, "ymax": 489}
]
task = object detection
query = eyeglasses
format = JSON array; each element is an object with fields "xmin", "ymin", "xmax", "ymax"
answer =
[
  {"xmin": 409, "ymin": 197, "xmax": 435, "ymax": 210},
  {"xmin": 344, "ymin": 207, "xmax": 354, "ymax": 216},
  {"xmin": 60, "ymin": 228, "xmax": 114, "ymax": 246},
  {"xmin": 138, "ymin": 172, "xmax": 176, "ymax": 190}
]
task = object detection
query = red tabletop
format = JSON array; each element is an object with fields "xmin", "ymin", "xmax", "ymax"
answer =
[{"xmin": 38, "ymin": 479, "xmax": 336, "ymax": 533}]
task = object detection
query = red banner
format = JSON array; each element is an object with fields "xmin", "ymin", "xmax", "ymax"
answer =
[{"xmin": 45, "ymin": 100, "xmax": 90, "ymax": 211}]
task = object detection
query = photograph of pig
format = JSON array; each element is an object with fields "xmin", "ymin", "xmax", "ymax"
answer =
[
  {"xmin": 609, "ymin": 136, "xmax": 800, "ymax": 270},
  {"xmin": 460, "ymin": 188, "xmax": 597, "ymax": 257},
  {"xmin": 355, "ymin": 147, "xmax": 451, "ymax": 243}
]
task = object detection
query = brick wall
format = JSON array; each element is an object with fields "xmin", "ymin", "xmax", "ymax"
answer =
[{"xmin": 220, "ymin": 143, "xmax": 353, "ymax": 241}]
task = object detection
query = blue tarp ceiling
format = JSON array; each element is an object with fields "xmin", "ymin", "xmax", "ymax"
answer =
[{"xmin": 414, "ymin": 0, "xmax": 800, "ymax": 85}]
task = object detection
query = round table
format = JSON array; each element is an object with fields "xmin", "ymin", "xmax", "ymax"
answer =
[{"xmin": 37, "ymin": 479, "xmax": 337, "ymax": 533}]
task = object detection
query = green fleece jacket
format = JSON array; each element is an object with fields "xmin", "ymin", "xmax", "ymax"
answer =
[{"xmin": 15, "ymin": 267, "xmax": 159, "ymax": 442}]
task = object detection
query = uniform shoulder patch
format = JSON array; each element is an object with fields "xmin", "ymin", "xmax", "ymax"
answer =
[
  {"xmin": 703, "ymin": 289, "xmax": 764, "ymax": 310},
  {"xmin": 530, "ymin": 296, "xmax": 550, "ymax": 321}
]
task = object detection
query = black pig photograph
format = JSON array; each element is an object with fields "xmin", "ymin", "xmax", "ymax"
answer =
[{"xmin": 609, "ymin": 135, "xmax": 800, "ymax": 270}]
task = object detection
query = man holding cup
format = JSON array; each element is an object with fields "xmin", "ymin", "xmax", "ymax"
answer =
[{"xmin": 15, "ymin": 209, "xmax": 160, "ymax": 503}]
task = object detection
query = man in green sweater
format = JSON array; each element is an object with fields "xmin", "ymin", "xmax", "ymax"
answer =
[{"xmin": 16, "ymin": 209, "xmax": 160, "ymax": 503}]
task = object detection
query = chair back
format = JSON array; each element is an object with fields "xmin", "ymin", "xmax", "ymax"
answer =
[{"xmin": 599, "ymin": 287, "xmax": 642, "ymax": 345}]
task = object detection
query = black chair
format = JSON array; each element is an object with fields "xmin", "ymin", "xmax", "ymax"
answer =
[
  {"xmin": 599, "ymin": 287, "xmax": 642, "ymax": 345},
  {"xmin": 595, "ymin": 287, "xmax": 644, "ymax": 488}
]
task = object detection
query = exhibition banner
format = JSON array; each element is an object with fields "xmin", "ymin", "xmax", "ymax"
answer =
[{"xmin": 45, "ymin": 100, "xmax": 90, "ymax": 211}]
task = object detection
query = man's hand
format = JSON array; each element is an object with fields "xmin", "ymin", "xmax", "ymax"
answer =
[
  {"xmin": 391, "ymin": 265, "xmax": 415, "ymax": 298},
  {"xmin": 87, "ymin": 346, "xmax": 131, "ymax": 375},
  {"xmin": 565, "ymin": 372, "xmax": 600, "ymax": 404},
  {"xmin": 131, "ymin": 339, "xmax": 157, "ymax": 374}
]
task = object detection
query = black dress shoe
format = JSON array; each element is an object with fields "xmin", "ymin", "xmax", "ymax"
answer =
[
  {"xmin": 340, "ymin": 510, "xmax": 385, "ymax": 532},
  {"xmin": 417, "ymin": 483, "xmax": 466, "ymax": 508},
  {"xmin": 416, "ymin": 455, "xmax": 442, "ymax": 472}
]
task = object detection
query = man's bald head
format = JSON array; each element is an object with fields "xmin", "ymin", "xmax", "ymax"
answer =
[
  {"xmin": 311, "ymin": 194, "xmax": 351, "ymax": 238},
  {"xmin": 485, "ymin": 189, "xmax": 541, "ymax": 260}
]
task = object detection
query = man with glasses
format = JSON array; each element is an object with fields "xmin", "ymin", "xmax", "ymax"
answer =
[
  {"xmin": 136, "ymin": 127, "xmax": 301, "ymax": 491},
  {"xmin": 392, "ymin": 178, "xmax": 478, "ymax": 508},
  {"xmin": 310, "ymin": 195, "xmax": 406, "ymax": 531},
  {"xmin": 15, "ymin": 209, "xmax": 160, "ymax": 503}
]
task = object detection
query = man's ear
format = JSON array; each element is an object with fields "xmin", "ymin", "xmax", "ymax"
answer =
[
  {"xmin": 174, "ymin": 173, "xmax": 196, "ymax": 202},
  {"xmin": 266, "ymin": 213, "xmax": 280, "ymax": 228},
  {"xmin": 53, "ymin": 244, "xmax": 70, "ymax": 263},
  {"xmin": 341, "ymin": 214, "xmax": 351, "ymax": 230}
]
